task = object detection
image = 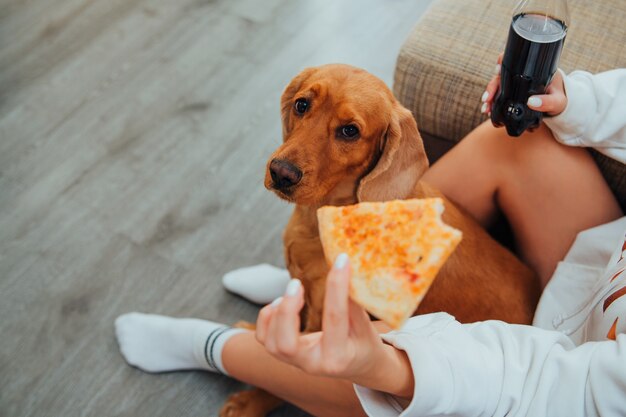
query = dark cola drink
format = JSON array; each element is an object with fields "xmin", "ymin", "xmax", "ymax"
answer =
[{"xmin": 491, "ymin": 8, "xmax": 568, "ymax": 137}]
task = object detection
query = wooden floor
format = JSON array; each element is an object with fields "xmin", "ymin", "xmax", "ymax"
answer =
[{"xmin": 0, "ymin": 1, "xmax": 433, "ymax": 415}]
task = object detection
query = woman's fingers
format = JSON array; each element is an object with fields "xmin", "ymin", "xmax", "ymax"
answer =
[
  {"xmin": 482, "ymin": 77, "xmax": 499, "ymax": 114},
  {"xmin": 527, "ymin": 70, "xmax": 567, "ymax": 116},
  {"xmin": 265, "ymin": 279, "xmax": 304, "ymax": 358},
  {"xmin": 482, "ymin": 76, "xmax": 500, "ymax": 114},
  {"xmin": 274, "ymin": 279, "xmax": 305, "ymax": 356},
  {"xmin": 526, "ymin": 92, "xmax": 566, "ymax": 115},
  {"xmin": 348, "ymin": 298, "xmax": 374, "ymax": 338},
  {"xmin": 321, "ymin": 254, "xmax": 351, "ymax": 354},
  {"xmin": 255, "ymin": 302, "xmax": 276, "ymax": 344},
  {"xmin": 482, "ymin": 53, "xmax": 504, "ymax": 114}
]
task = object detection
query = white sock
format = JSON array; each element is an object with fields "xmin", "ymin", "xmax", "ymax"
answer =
[
  {"xmin": 114, "ymin": 312, "xmax": 246, "ymax": 375},
  {"xmin": 222, "ymin": 263, "xmax": 290, "ymax": 305}
]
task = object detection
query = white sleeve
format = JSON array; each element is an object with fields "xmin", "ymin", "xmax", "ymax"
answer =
[
  {"xmin": 354, "ymin": 313, "xmax": 626, "ymax": 417},
  {"xmin": 543, "ymin": 68, "xmax": 626, "ymax": 164}
]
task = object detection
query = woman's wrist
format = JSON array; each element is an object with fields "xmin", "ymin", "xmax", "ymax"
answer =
[{"xmin": 352, "ymin": 342, "xmax": 415, "ymax": 399}]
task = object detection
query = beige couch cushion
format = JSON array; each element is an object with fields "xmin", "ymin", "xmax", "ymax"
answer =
[{"xmin": 394, "ymin": 0, "xmax": 626, "ymax": 210}]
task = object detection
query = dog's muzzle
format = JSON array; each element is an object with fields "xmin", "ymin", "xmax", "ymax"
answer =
[{"xmin": 269, "ymin": 159, "xmax": 302, "ymax": 190}]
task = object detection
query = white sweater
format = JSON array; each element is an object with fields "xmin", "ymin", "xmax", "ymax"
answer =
[
  {"xmin": 355, "ymin": 69, "xmax": 626, "ymax": 417},
  {"xmin": 545, "ymin": 69, "xmax": 626, "ymax": 163}
]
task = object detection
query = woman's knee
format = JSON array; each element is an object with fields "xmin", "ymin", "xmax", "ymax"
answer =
[
  {"xmin": 505, "ymin": 124, "xmax": 589, "ymax": 171},
  {"xmin": 465, "ymin": 122, "xmax": 577, "ymax": 174}
]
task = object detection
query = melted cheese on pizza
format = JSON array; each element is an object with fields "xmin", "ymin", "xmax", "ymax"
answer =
[{"xmin": 318, "ymin": 198, "xmax": 462, "ymax": 328}]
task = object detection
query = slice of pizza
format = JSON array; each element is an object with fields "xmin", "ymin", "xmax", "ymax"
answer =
[{"xmin": 317, "ymin": 198, "xmax": 462, "ymax": 328}]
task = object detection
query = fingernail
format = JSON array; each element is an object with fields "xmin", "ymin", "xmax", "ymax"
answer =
[
  {"xmin": 285, "ymin": 279, "xmax": 301, "ymax": 296},
  {"xmin": 527, "ymin": 97, "xmax": 542, "ymax": 108},
  {"xmin": 271, "ymin": 296, "xmax": 283, "ymax": 308},
  {"xmin": 481, "ymin": 91, "xmax": 489, "ymax": 102},
  {"xmin": 494, "ymin": 64, "xmax": 501, "ymax": 74},
  {"xmin": 334, "ymin": 253, "xmax": 349, "ymax": 269},
  {"xmin": 481, "ymin": 102, "xmax": 488, "ymax": 114}
]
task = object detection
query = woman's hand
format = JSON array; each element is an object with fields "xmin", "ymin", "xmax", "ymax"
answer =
[
  {"xmin": 481, "ymin": 53, "xmax": 568, "ymax": 117},
  {"xmin": 256, "ymin": 253, "xmax": 384, "ymax": 380},
  {"xmin": 255, "ymin": 253, "xmax": 415, "ymax": 398}
]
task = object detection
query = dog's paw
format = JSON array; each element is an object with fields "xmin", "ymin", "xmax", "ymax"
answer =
[
  {"xmin": 233, "ymin": 320, "xmax": 256, "ymax": 330},
  {"xmin": 219, "ymin": 391, "xmax": 257, "ymax": 417},
  {"xmin": 219, "ymin": 389, "xmax": 282, "ymax": 417}
]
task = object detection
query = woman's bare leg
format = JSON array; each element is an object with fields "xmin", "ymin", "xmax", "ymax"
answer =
[
  {"xmin": 423, "ymin": 121, "xmax": 623, "ymax": 286},
  {"xmin": 222, "ymin": 332, "xmax": 365, "ymax": 417}
]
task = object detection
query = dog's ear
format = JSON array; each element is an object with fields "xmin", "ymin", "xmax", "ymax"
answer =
[
  {"xmin": 357, "ymin": 104, "xmax": 429, "ymax": 202},
  {"xmin": 280, "ymin": 67, "xmax": 317, "ymax": 137}
]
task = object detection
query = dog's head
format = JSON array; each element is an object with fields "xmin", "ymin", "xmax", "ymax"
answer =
[{"xmin": 265, "ymin": 64, "xmax": 429, "ymax": 206}]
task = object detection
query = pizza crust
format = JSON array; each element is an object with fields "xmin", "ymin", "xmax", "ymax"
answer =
[{"xmin": 317, "ymin": 198, "xmax": 462, "ymax": 328}]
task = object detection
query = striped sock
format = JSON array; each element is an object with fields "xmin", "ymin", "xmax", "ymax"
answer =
[
  {"xmin": 115, "ymin": 312, "xmax": 246, "ymax": 374},
  {"xmin": 197, "ymin": 326, "xmax": 246, "ymax": 375}
]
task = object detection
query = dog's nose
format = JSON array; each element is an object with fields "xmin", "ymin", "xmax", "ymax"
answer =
[{"xmin": 269, "ymin": 159, "xmax": 302, "ymax": 189}]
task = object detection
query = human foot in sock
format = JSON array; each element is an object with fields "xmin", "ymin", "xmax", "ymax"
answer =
[
  {"xmin": 114, "ymin": 312, "xmax": 245, "ymax": 374},
  {"xmin": 222, "ymin": 263, "xmax": 290, "ymax": 304}
]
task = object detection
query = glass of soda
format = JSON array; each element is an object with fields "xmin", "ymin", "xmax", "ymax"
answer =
[{"xmin": 490, "ymin": 0, "xmax": 569, "ymax": 137}]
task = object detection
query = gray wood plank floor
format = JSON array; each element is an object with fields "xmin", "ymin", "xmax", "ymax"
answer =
[{"xmin": 0, "ymin": 1, "xmax": 434, "ymax": 415}]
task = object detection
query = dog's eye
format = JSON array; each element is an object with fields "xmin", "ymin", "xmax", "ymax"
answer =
[
  {"xmin": 337, "ymin": 125, "xmax": 360, "ymax": 140},
  {"xmin": 294, "ymin": 98, "xmax": 309, "ymax": 115}
]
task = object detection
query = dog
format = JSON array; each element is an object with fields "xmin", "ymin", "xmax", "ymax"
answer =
[{"xmin": 219, "ymin": 64, "xmax": 541, "ymax": 417}]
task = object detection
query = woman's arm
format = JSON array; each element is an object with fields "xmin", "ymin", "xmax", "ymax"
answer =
[
  {"xmin": 543, "ymin": 69, "xmax": 626, "ymax": 160},
  {"xmin": 357, "ymin": 313, "xmax": 626, "ymax": 417}
]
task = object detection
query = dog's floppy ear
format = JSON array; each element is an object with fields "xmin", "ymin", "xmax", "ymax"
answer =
[
  {"xmin": 280, "ymin": 67, "xmax": 317, "ymax": 137},
  {"xmin": 357, "ymin": 103, "xmax": 429, "ymax": 202}
]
